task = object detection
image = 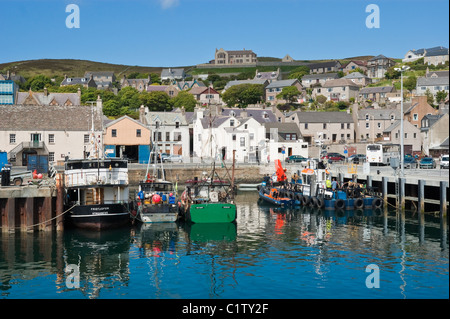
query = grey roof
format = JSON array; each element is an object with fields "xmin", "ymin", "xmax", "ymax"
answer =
[
  {"xmin": 302, "ymin": 73, "xmax": 339, "ymax": 80},
  {"xmin": 161, "ymin": 68, "xmax": 185, "ymax": 79},
  {"xmin": 383, "ymin": 120, "xmax": 400, "ymax": 133},
  {"xmin": 224, "ymin": 79, "xmax": 268, "ymax": 90},
  {"xmin": 255, "ymin": 70, "xmax": 280, "ymax": 80},
  {"xmin": 61, "ymin": 77, "xmax": 95, "ymax": 86},
  {"xmin": 426, "ymin": 70, "xmax": 449, "ymax": 78},
  {"xmin": 359, "ymin": 86, "xmax": 394, "ymax": 94},
  {"xmin": 369, "ymin": 54, "xmax": 393, "ymax": 61},
  {"xmin": 417, "ymin": 76, "xmax": 449, "ymax": 86},
  {"xmin": 357, "ymin": 108, "xmax": 400, "ymax": 120},
  {"xmin": 264, "ymin": 122, "xmax": 303, "ymax": 140},
  {"xmin": 85, "ymin": 71, "xmax": 115, "ymax": 77},
  {"xmin": 146, "ymin": 111, "xmax": 188, "ymax": 125},
  {"xmin": 221, "ymin": 108, "xmax": 277, "ymax": 123},
  {"xmin": 200, "ymin": 116, "xmax": 229, "ymax": 129},
  {"xmin": 291, "ymin": 111, "xmax": 354, "ymax": 123},
  {"xmin": 420, "ymin": 114, "xmax": 444, "ymax": 131},
  {"xmin": 16, "ymin": 91, "xmax": 81, "ymax": 106},
  {"xmin": 0, "ymin": 104, "xmax": 102, "ymax": 131},
  {"xmin": 425, "ymin": 47, "xmax": 449, "ymax": 57},
  {"xmin": 266, "ymin": 79, "xmax": 300, "ymax": 89},
  {"xmin": 343, "ymin": 72, "xmax": 369, "ymax": 79},
  {"xmin": 322, "ymin": 78, "xmax": 361, "ymax": 88}
]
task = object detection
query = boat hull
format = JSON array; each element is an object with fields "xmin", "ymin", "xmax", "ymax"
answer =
[
  {"xmin": 186, "ymin": 203, "xmax": 237, "ymax": 223},
  {"xmin": 65, "ymin": 203, "xmax": 130, "ymax": 230},
  {"xmin": 138, "ymin": 203, "xmax": 179, "ymax": 223}
]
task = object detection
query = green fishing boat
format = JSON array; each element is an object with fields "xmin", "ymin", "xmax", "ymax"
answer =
[{"xmin": 181, "ymin": 179, "xmax": 237, "ymax": 223}]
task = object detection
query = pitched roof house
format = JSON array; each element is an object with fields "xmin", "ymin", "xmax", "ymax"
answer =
[
  {"xmin": 161, "ymin": 68, "xmax": 186, "ymax": 81},
  {"xmin": 367, "ymin": 55, "xmax": 396, "ymax": 78},
  {"xmin": 265, "ymin": 79, "xmax": 304, "ymax": 105},
  {"xmin": 313, "ymin": 78, "xmax": 360, "ymax": 102}
]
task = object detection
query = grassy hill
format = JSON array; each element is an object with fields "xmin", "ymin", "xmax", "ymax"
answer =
[{"xmin": 0, "ymin": 59, "xmax": 175, "ymax": 80}]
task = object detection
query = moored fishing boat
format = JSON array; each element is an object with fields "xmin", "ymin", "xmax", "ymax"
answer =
[{"xmin": 64, "ymin": 157, "xmax": 131, "ymax": 230}]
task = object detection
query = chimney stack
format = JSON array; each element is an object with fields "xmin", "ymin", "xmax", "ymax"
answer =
[{"xmin": 44, "ymin": 87, "xmax": 48, "ymax": 97}]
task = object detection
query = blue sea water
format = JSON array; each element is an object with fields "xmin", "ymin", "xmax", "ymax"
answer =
[{"xmin": 0, "ymin": 191, "xmax": 448, "ymax": 300}]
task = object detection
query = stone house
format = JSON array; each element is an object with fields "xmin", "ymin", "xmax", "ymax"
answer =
[
  {"xmin": 341, "ymin": 60, "xmax": 368, "ymax": 75},
  {"xmin": 265, "ymin": 79, "xmax": 303, "ymax": 105},
  {"xmin": 342, "ymin": 72, "xmax": 371, "ymax": 87},
  {"xmin": 0, "ymin": 97, "xmax": 103, "ymax": 166},
  {"xmin": 416, "ymin": 76, "xmax": 449, "ymax": 102},
  {"xmin": 358, "ymin": 86, "xmax": 396, "ymax": 103},
  {"xmin": 103, "ymin": 115, "xmax": 151, "ymax": 163},
  {"xmin": 61, "ymin": 74, "xmax": 97, "ymax": 88},
  {"xmin": 382, "ymin": 120, "xmax": 423, "ymax": 154},
  {"xmin": 141, "ymin": 107, "xmax": 190, "ymax": 159},
  {"xmin": 366, "ymin": 55, "xmax": 396, "ymax": 78},
  {"xmin": 146, "ymin": 83, "xmax": 180, "ymax": 98},
  {"xmin": 421, "ymin": 113, "xmax": 449, "ymax": 156},
  {"xmin": 161, "ymin": 68, "xmax": 186, "ymax": 82},
  {"xmin": 307, "ymin": 61, "xmax": 342, "ymax": 74},
  {"xmin": 121, "ymin": 75, "xmax": 152, "ymax": 92},
  {"xmin": 423, "ymin": 47, "xmax": 449, "ymax": 66},
  {"xmin": 404, "ymin": 96, "xmax": 438, "ymax": 128},
  {"xmin": 356, "ymin": 108, "xmax": 400, "ymax": 142},
  {"xmin": 189, "ymin": 86, "xmax": 222, "ymax": 105},
  {"xmin": 85, "ymin": 71, "xmax": 115, "ymax": 90},
  {"xmin": 301, "ymin": 73, "xmax": 339, "ymax": 88},
  {"xmin": 285, "ymin": 111, "xmax": 355, "ymax": 145},
  {"xmin": 214, "ymin": 48, "xmax": 257, "ymax": 65},
  {"xmin": 264, "ymin": 122, "xmax": 308, "ymax": 163},
  {"xmin": 313, "ymin": 78, "xmax": 360, "ymax": 102},
  {"xmin": 254, "ymin": 68, "xmax": 282, "ymax": 83}
]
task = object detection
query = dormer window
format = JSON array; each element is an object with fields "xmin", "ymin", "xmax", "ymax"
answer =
[
  {"xmin": 67, "ymin": 78, "xmax": 72, "ymax": 83},
  {"xmin": 365, "ymin": 114, "xmax": 370, "ymax": 121},
  {"xmin": 390, "ymin": 114, "xmax": 395, "ymax": 121},
  {"xmin": 263, "ymin": 112, "xmax": 268, "ymax": 119},
  {"xmin": 230, "ymin": 119, "xmax": 235, "ymax": 127},
  {"xmin": 230, "ymin": 111, "xmax": 236, "ymax": 117}
]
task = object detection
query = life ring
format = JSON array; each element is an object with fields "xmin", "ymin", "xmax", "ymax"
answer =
[
  {"xmin": 354, "ymin": 198, "xmax": 364, "ymax": 209},
  {"xmin": 335, "ymin": 198, "xmax": 345, "ymax": 210},
  {"xmin": 372, "ymin": 198, "xmax": 383, "ymax": 209},
  {"xmin": 302, "ymin": 195, "xmax": 310, "ymax": 206}
]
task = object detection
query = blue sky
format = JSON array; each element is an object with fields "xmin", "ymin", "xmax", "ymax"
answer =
[{"xmin": 0, "ymin": 0, "xmax": 448, "ymax": 67}]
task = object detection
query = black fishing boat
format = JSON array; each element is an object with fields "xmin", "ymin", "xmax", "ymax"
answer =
[{"xmin": 64, "ymin": 157, "xmax": 131, "ymax": 230}]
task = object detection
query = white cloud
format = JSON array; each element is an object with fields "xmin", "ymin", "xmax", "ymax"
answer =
[{"xmin": 159, "ymin": 0, "xmax": 180, "ymax": 9}]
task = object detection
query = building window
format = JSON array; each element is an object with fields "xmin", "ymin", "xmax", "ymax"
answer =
[
  {"xmin": 9, "ymin": 134, "xmax": 16, "ymax": 144},
  {"xmin": 175, "ymin": 122, "xmax": 180, "ymax": 128},
  {"xmin": 377, "ymin": 122, "xmax": 381, "ymax": 129},
  {"xmin": 48, "ymin": 134, "xmax": 55, "ymax": 144},
  {"xmin": 230, "ymin": 120, "xmax": 235, "ymax": 127},
  {"xmin": 240, "ymin": 137, "xmax": 245, "ymax": 147},
  {"xmin": 84, "ymin": 134, "xmax": 90, "ymax": 144},
  {"xmin": 249, "ymin": 133, "xmax": 254, "ymax": 140},
  {"xmin": 347, "ymin": 123, "xmax": 350, "ymax": 129},
  {"xmin": 174, "ymin": 132, "xmax": 182, "ymax": 141},
  {"xmin": 341, "ymin": 123, "xmax": 344, "ymax": 129},
  {"xmin": 413, "ymin": 113, "xmax": 418, "ymax": 121},
  {"xmin": 232, "ymin": 134, "xmax": 236, "ymax": 141},
  {"xmin": 112, "ymin": 129, "xmax": 117, "ymax": 137},
  {"xmin": 323, "ymin": 123, "xmax": 327, "ymax": 129},
  {"xmin": 49, "ymin": 152, "xmax": 55, "ymax": 163},
  {"xmin": 166, "ymin": 132, "xmax": 170, "ymax": 141},
  {"xmin": 366, "ymin": 122, "xmax": 370, "ymax": 129},
  {"xmin": 304, "ymin": 123, "xmax": 308, "ymax": 129},
  {"xmin": 136, "ymin": 129, "xmax": 141, "ymax": 137}
]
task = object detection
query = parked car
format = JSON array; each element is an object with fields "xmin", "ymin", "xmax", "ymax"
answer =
[
  {"xmin": 403, "ymin": 155, "xmax": 417, "ymax": 169},
  {"xmin": 419, "ymin": 157, "xmax": 436, "ymax": 169},
  {"xmin": 440, "ymin": 155, "xmax": 449, "ymax": 169},
  {"xmin": 321, "ymin": 152, "xmax": 345, "ymax": 163},
  {"xmin": 285, "ymin": 155, "xmax": 308, "ymax": 163},
  {"xmin": 347, "ymin": 154, "xmax": 366, "ymax": 163},
  {"xmin": 149, "ymin": 153, "xmax": 162, "ymax": 163},
  {"xmin": 164, "ymin": 154, "xmax": 183, "ymax": 163}
]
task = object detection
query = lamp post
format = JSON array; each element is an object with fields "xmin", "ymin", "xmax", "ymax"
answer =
[{"xmin": 394, "ymin": 65, "xmax": 410, "ymax": 176}]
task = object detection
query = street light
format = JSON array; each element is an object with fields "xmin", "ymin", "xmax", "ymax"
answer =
[{"xmin": 394, "ymin": 65, "xmax": 410, "ymax": 176}]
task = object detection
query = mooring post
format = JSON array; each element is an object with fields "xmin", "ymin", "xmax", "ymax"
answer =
[
  {"xmin": 440, "ymin": 181, "xmax": 448, "ymax": 249},
  {"xmin": 2, "ymin": 198, "xmax": 15, "ymax": 232},
  {"xmin": 56, "ymin": 173, "xmax": 64, "ymax": 231},
  {"xmin": 382, "ymin": 176, "xmax": 388, "ymax": 206},
  {"xmin": 399, "ymin": 178, "xmax": 405, "ymax": 211},
  {"xmin": 418, "ymin": 179, "xmax": 425, "ymax": 214}
]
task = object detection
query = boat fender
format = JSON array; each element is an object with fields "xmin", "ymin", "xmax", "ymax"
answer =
[
  {"xmin": 302, "ymin": 195, "xmax": 310, "ymax": 206},
  {"xmin": 295, "ymin": 193, "xmax": 302, "ymax": 202},
  {"xmin": 354, "ymin": 198, "xmax": 364, "ymax": 209},
  {"xmin": 372, "ymin": 198, "xmax": 383, "ymax": 209},
  {"xmin": 335, "ymin": 198, "xmax": 345, "ymax": 210},
  {"xmin": 312, "ymin": 197, "xmax": 319, "ymax": 208},
  {"xmin": 317, "ymin": 197, "xmax": 325, "ymax": 209},
  {"xmin": 288, "ymin": 191, "xmax": 295, "ymax": 200}
]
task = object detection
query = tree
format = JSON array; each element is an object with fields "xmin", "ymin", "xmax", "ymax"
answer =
[
  {"xmin": 436, "ymin": 90, "xmax": 448, "ymax": 104},
  {"xmin": 425, "ymin": 88, "xmax": 434, "ymax": 106},
  {"xmin": 222, "ymin": 84, "xmax": 264, "ymax": 107},
  {"xmin": 403, "ymin": 75, "xmax": 417, "ymax": 92},
  {"xmin": 118, "ymin": 86, "xmax": 141, "ymax": 110},
  {"xmin": 171, "ymin": 91, "xmax": 197, "ymax": 112},
  {"xmin": 26, "ymin": 75, "xmax": 52, "ymax": 91},
  {"xmin": 139, "ymin": 91, "xmax": 171, "ymax": 111},
  {"xmin": 287, "ymin": 66, "xmax": 310, "ymax": 81},
  {"xmin": 316, "ymin": 94, "xmax": 327, "ymax": 105},
  {"xmin": 384, "ymin": 67, "xmax": 401, "ymax": 79},
  {"xmin": 276, "ymin": 86, "xmax": 301, "ymax": 104}
]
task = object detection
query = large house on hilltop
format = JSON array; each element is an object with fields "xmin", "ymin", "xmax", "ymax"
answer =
[
  {"xmin": 213, "ymin": 48, "xmax": 257, "ymax": 65},
  {"xmin": 367, "ymin": 55, "xmax": 396, "ymax": 79},
  {"xmin": 403, "ymin": 46, "xmax": 449, "ymax": 66},
  {"xmin": 307, "ymin": 61, "xmax": 341, "ymax": 74}
]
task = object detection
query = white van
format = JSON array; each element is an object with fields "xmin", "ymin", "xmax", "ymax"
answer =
[{"xmin": 441, "ymin": 155, "xmax": 449, "ymax": 169}]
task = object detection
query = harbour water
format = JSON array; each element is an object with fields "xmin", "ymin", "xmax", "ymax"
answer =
[{"xmin": 0, "ymin": 191, "xmax": 448, "ymax": 300}]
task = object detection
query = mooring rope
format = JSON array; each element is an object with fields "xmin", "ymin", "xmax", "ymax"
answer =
[{"xmin": 25, "ymin": 203, "xmax": 79, "ymax": 229}]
